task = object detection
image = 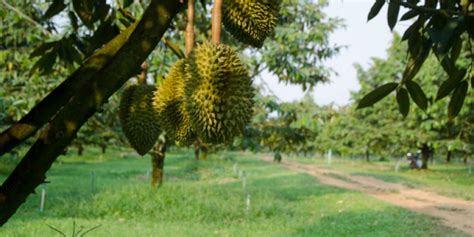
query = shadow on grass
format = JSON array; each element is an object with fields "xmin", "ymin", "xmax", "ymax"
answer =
[{"xmin": 291, "ymin": 207, "xmax": 464, "ymax": 237}]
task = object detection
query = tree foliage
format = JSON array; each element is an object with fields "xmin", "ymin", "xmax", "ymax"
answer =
[{"xmin": 360, "ymin": 0, "xmax": 474, "ymax": 118}]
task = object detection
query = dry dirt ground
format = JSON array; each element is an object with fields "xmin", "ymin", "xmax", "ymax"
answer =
[{"xmin": 261, "ymin": 156, "xmax": 474, "ymax": 236}]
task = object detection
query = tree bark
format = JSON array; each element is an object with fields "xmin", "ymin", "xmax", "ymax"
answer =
[
  {"xmin": 200, "ymin": 143, "xmax": 208, "ymax": 160},
  {"xmin": 100, "ymin": 144, "xmax": 107, "ymax": 154},
  {"xmin": 365, "ymin": 146, "xmax": 370, "ymax": 162},
  {"xmin": 0, "ymin": 23, "xmax": 138, "ymax": 157},
  {"xmin": 185, "ymin": 0, "xmax": 195, "ymax": 56},
  {"xmin": 211, "ymin": 0, "xmax": 222, "ymax": 44},
  {"xmin": 150, "ymin": 139, "xmax": 167, "ymax": 187},
  {"xmin": 0, "ymin": 0, "xmax": 181, "ymax": 226},
  {"xmin": 421, "ymin": 143, "xmax": 430, "ymax": 169},
  {"xmin": 194, "ymin": 139, "xmax": 200, "ymax": 160},
  {"xmin": 77, "ymin": 143, "xmax": 83, "ymax": 156}
]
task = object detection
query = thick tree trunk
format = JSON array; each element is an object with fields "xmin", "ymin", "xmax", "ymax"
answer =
[
  {"xmin": 100, "ymin": 144, "xmax": 107, "ymax": 154},
  {"xmin": 200, "ymin": 143, "xmax": 208, "ymax": 160},
  {"xmin": 194, "ymin": 139, "xmax": 200, "ymax": 160},
  {"xmin": 365, "ymin": 146, "xmax": 370, "ymax": 162},
  {"xmin": 421, "ymin": 143, "xmax": 430, "ymax": 169},
  {"xmin": 0, "ymin": 0, "xmax": 181, "ymax": 226},
  {"xmin": 150, "ymin": 140, "xmax": 167, "ymax": 187},
  {"xmin": 446, "ymin": 150, "xmax": 452, "ymax": 163},
  {"xmin": 77, "ymin": 143, "xmax": 84, "ymax": 156}
]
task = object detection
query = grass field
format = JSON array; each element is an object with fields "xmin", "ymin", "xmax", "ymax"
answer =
[
  {"xmin": 0, "ymin": 148, "xmax": 466, "ymax": 236},
  {"xmin": 286, "ymin": 155, "xmax": 474, "ymax": 200}
]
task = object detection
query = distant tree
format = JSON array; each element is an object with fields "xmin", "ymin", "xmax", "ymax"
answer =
[
  {"xmin": 352, "ymin": 34, "xmax": 473, "ymax": 167},
  {"xmin": 0, "ymin": 0, "xmax": 341, "ymax": 224},
  {"xmin": 361, "ymin": 0, "xmax": 473, "ymax": 119}
]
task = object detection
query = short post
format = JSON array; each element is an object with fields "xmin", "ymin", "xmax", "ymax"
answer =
[
  {"xmin": 469, "ymin": 161, "xmax": 472, "ymax": 175},
  {"xmin": 146, "ymin": 170, "xmax": 151, "ymax": 180},
  {"xmin": 241, "ymin": 171, "xmax": 247, "ymax": 193},
  {"xmin": 233, "ymin": 163, "xmax": 238, "ymax": 176},
  {"xmin": 327, "ymin": 149, "xmax": 332, "ymax": 165},
  {"xmin": 245, "ymin": 193, "xmax": 251, "ymax": 212},
  {"xmin": 394, "ymin": 159, "xmax": 401, "ymax": 173},
  {"xmin": 39, "ymin": 185, "xmax": 46, "ymax": 213}
]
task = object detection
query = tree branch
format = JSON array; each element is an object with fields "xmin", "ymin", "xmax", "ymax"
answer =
[
  {"xmin": 0, "ymin": 0, "xmax": 181, "ymax": 225},
  {"xmin": 211, "ymin": 0, "xmax": 222, "ymax": 44},
  {"xmin": 185, "ymin": 0, "xmax": 195, "ymax": 56},
  {"xmin": 0, "ymin": 20, "xmax": 138, "ymax": 156}
]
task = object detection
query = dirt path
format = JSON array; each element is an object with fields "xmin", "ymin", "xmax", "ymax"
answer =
[{"xmin": 262, "ymin": 157, "xmax": 474, "ymax": 236}]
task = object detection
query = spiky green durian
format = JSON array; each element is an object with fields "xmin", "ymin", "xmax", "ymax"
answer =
[
  {"xmin": 119, "ymin": 84, "xmax": 160, "ymax": 155},
  {"xmin": 222, "ymin": 0, "xmax": 280, "ymax": 48},
  {"xmin": 185, "ymin": 41, "xmax": 255, "ymax": 144},
  {"xmin": 153, "ymin": 60, "xmax": 196, "ymax": 146}
]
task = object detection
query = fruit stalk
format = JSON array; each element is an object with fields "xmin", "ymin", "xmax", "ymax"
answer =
[
  {"xmin": 186, "ymin": 0, "xmax": 195, "ymax": 55},
  {"xmin": 211, "ymin": 0, "xmax": 223, "ymax": 44}
]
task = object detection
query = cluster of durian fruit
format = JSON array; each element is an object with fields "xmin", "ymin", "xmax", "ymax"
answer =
[{"xmin": 119, "ymin": 0, "xmax": 280, "ymax": 155}]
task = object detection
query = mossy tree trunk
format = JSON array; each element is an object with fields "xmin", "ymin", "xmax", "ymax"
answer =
[
  {"xmin": 150, "ymin": 138, "xmax": 167, "ymax": 187},
  {"xmin": 0, "ymin": 0, "xmax": 181, "ymax": 226}
]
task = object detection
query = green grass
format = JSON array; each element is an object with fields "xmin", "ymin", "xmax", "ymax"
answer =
[
  {"xmin": 287, "ymin": 155, "xmax": 474, "ymax": 200},
  {"xmin": 0, "ymin": 148, "xmax": 466, "ymax": 236}
]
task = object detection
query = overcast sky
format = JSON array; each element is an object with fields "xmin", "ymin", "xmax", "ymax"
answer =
[{"xmin": 258, "ymin": 0, "xmax": 409, "ymax": 106}]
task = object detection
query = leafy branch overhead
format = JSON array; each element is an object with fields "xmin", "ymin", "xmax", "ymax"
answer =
[{"xmin": 360, "ymin": 0, "xmax": 474, "ymax": 119}]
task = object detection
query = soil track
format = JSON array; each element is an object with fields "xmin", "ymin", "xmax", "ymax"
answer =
[{"xmin": 262, "ymin": 157, "xmax": 474, "ymax": 236}]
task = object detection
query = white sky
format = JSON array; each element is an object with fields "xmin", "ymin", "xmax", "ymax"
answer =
[{"xmin": 258, "ymin": 0, "xmax": 409, "ymax": 105}]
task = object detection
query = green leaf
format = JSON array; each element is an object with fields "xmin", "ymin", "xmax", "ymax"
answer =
[
  {"xmin": 31, "ymin": 50, "xmax": 57, "ymax": 75},
  {"xmin": 450, "ymin": 36, "xmax": 462, "ymax": 63},
  {"xmin": 30, "ymin": 41, "xmax": 57, "ymax": 58},
  {"xmin": 68, "ymin": 11, "xmax": 79, "ymax": 31},
  {"xmin": 72, "ymin": 0, "xmax": 94, "ymax": 28},
  {"xmin": 402, "ymin": 38, "xmax": 431, "ymax": 82},
  {"xmin": 437, "ymin": 18, "xmax": 461, "ymax": 55},
  {"xmin": 448, "ymin": 80, "xmax": 468, "ymax": 120},
  {"xmin": 405, "ymin": 80, "xmax": 427, "ymax": 111},
  {"xmin": 436, "ymin": 69, "xmax": 467, "ymax": 101},
  {"xmin": 400, "ymin": 10, "xmax": 418, "ymax": 21},
  {"xmin": 42, "ymin": 0, "xmax": 67, "ymax": 20},
  {"xmin": 402, "ymin": 19, "xmax": 422, "ymax": 41},
  {"xmin": 368, "ymin": 0, "xmax": 385, "ymax": 21},
  {"xmin": 123, "ymin": 0, "xmax": 134, "ymax": 8},
  {"xmin": 396, "ymin": 88, "xmax": 410, "ymax": 117},
  {"xmin": 357, "ymin": 83, "xmax": 398, "ymax": 109},
  {"xmin": 387, "ymin": 1, "xmax": 400, "ymax": 30},
  {"xmin": 199, "ymin": 0, "xmax": 207, "ymax": 11}
]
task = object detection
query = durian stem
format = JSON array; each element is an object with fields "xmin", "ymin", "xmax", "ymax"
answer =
[
  {"xmin": 211, "ymin": 0, "xmax": 223, "ymax": 44},
  {"xmin": 185, "ymin": 0, "xmax": 195, "ymax": 56},
  {"xmin": 0, "ymin": 0, "xmax": 181, "ymax": 225},
  {"xmin": 138, "ymin": 62, "xmax": 148, "ymax": 85}
]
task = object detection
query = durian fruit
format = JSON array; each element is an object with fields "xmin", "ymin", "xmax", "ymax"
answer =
[
  {"xmin": 153, "ymin": 59, "xmax": 196, "ymax": 146},
  {"xmin": 222, "ymin": 0, "xmax": 280, "ymax": 48},
  {"xmin": 185, "ymin": 41, "xmax": 255, "ymax": 144},
  {"xmin": 119, "ymin": 84, "xmax": 161, "ymax": 155}
]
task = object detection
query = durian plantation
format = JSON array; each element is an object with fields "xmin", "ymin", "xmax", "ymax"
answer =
[{"xmin": 1, "ymin": 0, "xmax": 473, "ymax": 236}]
